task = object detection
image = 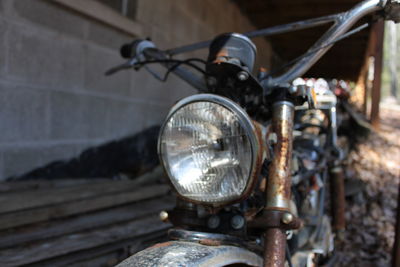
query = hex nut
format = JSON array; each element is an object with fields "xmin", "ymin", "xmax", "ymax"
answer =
[
  {"xmin": 159, "ymin": 211, "xmax": 169, "ymax": 222},
  {"xmin": 282, "ymin": 213, "xmax": 294, "ymax": 224}
]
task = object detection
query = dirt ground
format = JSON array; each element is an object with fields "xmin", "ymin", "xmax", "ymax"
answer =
[{"xmin": 337, "ymin": 106, "xmax": 400, "ymax": 266}]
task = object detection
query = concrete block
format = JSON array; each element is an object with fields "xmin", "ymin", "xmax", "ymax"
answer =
[
  {"xmin": 0, "ymin": 83, "xmax": 49, "ymax": 143},
  {"xmin": 87, "ymin": 20, "xmax": 131, "ymax": 50},
  {"xmin": 0, "ymin": 20, "xmax": 6, "ymax": 76},
  {"xmin": 84, "ymin": 46, "xmax": 131, "ymax": 96},
  {"xmin": 0, "ymin": 152, "xmax": 4, "ymax": 180},
  {"xmin": 49, "ymin": 91, "xmax": 109, "ymax": 140},
  {"xmin": 1, "ymin": 144, "xmax": 79, "ymax": 179},
  {"xmin": 136, "ymin": 0, "xmax": 172, "ymax": 28},
  {"xmin": 105, "ymin": 99, "xmax": 145, "ymax": 139},
  {"xmin": 12, "ymin": 0, "xmax": 87, "ymax": 39},
  {"xmin": 50, "ymin": 90, "xmax": 145, "ymax": 141},
  {"xmin": 169, "ymin": 7, "xmax": 196, "ymax": 44},
  {"xmin": 130, "ymin": 68, "xmax": 175, "ymax": 103},
  {"xmin": 143, "ymin": 103, "xmax": 169, "ymax": 129},
  {"xmin": 148, "ymin": 26, "xmax": 171, "ymax": 49},
  {"xmin": 7, "ymin": 24, "xmax": 85, "ymax": 90}
]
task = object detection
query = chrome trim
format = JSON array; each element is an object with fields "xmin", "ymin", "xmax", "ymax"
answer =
[{"xmin": 158, "ymin": 94, "xmax": 260, "ymax": 206}]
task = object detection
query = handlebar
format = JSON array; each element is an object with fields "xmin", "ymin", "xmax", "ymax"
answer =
[
  {"xmin": 109, "ymin": 0, "xmax": 399, "ymax": 90},
  {"xmin": 266, "ymin": 0, "xmax": 385, "ymax": 87}
]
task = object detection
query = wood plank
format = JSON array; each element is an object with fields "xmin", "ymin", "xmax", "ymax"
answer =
[
  {"xmin": 0, "ymin": 180, "xmax": 154, "ymax": 214},
  {"xmin": 30, "ymin": 230, "xmax": 168, "ymax": 267},
  {"xmin": 370, "ymin": 19, "xmax": 384, "ymax": 128},
  {"xmin": 0, "ymin": 215, "xmax": 171, "ymax": 266},
  {"xmin": 0, "ymin": 196, "xmax": 174, "ymax": 249},
  {"xmin": 0, "ymin": 184, "xmax": 170, "ymax": 230},
  {"xmin": 0, "ymin": 179, "xmax": 111, "ymax": 193}
]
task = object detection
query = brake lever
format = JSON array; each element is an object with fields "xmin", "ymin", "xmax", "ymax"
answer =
[{"xmin": 104, "ymin": 57, "xmax": 138, "ymax": 76}]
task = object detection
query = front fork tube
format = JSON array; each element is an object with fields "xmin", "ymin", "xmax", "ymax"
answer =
[{"xmin": 263, "ymin": 101, "xmax": 295, "ymax": 267}]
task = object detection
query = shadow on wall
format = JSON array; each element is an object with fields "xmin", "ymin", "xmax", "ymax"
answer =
[{"xmin": 7, "ymin": 126, "xmax": 161, "ymax": 181}]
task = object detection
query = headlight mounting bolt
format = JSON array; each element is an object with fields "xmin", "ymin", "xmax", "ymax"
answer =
[
  {"xmin": 231, "ymin": 215, "xmax": 245, "ymax": 230},
  {"xmin": 288, "ymin": 85, "xmax": 298, "ymax": 95},
  {"xmin": 282, "ymin": 212, "xmax": 294, "ymax": 225},
  {"xmin": 159, "ymin": 210, "xmax": 169, "ymax": 222},
  {"xmin": 207, "ymin": 215, "xmax": 220, "ymax": 229},
  {"xmin": 237, "ymin": 71, "xmax": 249, "ymax": 81}
]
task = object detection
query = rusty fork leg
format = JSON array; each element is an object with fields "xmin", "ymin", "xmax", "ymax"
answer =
[
  {"xmin": 263, "ymin": 101, "xmax": 295, "ymax": 267},
  {"xmin": 329, "ymin": 166, "xmax": 346, "ymax": 239}
]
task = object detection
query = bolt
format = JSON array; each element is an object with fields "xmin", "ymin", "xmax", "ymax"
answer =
[
  {"xmin": 159, "ymin": 211, "xmax": 168, "ymax": 222},
  {"xmin": 282, "ymin": 212, "xmax": 294, "ymax": 224},
  {"xmin": 289, "ymin": 86, "xmax": 298, "ymax": 95},
  {"xmin": 237, "ymin": 71, "xmax": 249, "ymax": 81},
  {"xmin": 207, "ymin": 215, "xmax": 220, "ymax": 229},
  {"xmin": 268, "ymin": 133, "xmax": 278, "ymax": 144},
  {"xmin": 231, "ymin": 215, "xmax": 245, "ymax": 230},
  {"xmin": 207, "ymin": 76, "xmax": 217, "ymax": 86}
]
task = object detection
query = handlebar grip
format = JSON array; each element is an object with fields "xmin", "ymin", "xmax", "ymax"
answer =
[
  {"xmin": 120, "ymin": 40, "xmax": 143, "ymax": 59},
  {"xmin": 120, "ymin": 43, "xmax": 135, "ymax": 59},
  {"xmin": 119, "ymin": 39, "xmax": 156, "ymax": 59}
]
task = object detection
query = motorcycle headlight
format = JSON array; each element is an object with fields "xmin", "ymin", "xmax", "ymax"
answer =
[{"xmin": 158, "ymin": 94, "xmax": 261, "ymax": 206}]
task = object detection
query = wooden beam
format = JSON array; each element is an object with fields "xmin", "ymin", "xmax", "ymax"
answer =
[
  {"xmin": 30, "ymin": 230, "xmax": 167, "ymax": 267},
  {"xmin": 0, "ymin": 184, "xmax": 169, "ymax": 230},
  {"xmin": 0, "ymin": 196, "xmax": 174, "ymax": 249},
  {"xmin": 0, "ymin": 215, "xmax": 170, "ymax": 266},
  {"xmin": 370, "ymin": 20, "xmax": 385, "ymax": 128},
  {"xmin": 0, "ymin": 180, "xmax": 151, "ymax": 214}
]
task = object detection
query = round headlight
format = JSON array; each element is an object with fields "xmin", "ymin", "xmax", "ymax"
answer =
[{"xmin": 158, "ymin": 94, "xmax": 260, "ymax": 206}]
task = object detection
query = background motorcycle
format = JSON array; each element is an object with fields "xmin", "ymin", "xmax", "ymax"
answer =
[{"xmin": 106, "ymin": 0, "xmax": 400, "ymax": 266}]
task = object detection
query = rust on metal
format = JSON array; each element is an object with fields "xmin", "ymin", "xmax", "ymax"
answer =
[
  {"xmin": 150, "ymin": 242, "xmax": 173, "ymax": 249},
  {"xmin": 213, "ymin": 49, "xmax": 230, "ymax": 64},
  {"xmin": 198, "ymin": 239, "xmax": 223, "ymax": 246},
  {"xmin": 263, "ymin": 101, "xmax": 295, "ymax": 267},
  {"xmin": 265, "ymin": 101, "xmax": 295, "ymax": 209},
  {"xmin": 247, "ymin": 210, "xmax": 303, "ymax": 230},
  {"xmin": 263, "ymin": 228, "xmax": 287, "ymax": 267},
  {"xmin": 330, "ymin": 166, "xmax": 346, "ymax": 233}
]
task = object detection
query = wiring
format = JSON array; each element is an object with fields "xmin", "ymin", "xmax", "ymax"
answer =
[{"xmin": 133, "ymin": 58, "xmax": 208, "ymax": 82}]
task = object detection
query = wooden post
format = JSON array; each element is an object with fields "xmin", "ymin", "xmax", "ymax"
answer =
[
  {"xmin": 393, "ymin": 183, "xmax": 400, "ymax": 267},
  {"xmin": 389, "ymin": 22, "xmax": 398, "ymax": 99},
  {"xmin": 370, "ymin": 20, "xmax": 385, "ymax": 128}
]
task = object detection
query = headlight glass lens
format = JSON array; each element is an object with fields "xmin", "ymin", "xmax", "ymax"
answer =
[{"xmin": 159, "ymin": 97, "xmax": 255, "ymax": 204}]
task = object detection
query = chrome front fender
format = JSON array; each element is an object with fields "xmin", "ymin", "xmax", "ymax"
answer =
[{"xmin": 116, "ymin": 241, "xmax": 263, "ymax": 267}]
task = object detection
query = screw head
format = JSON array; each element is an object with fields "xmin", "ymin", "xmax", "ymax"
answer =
[
  {"xmin": 282, "ymin": 213, "xmax": 294, "ymax": 224},
  {"xmin": 231, "ymin": 215, "xmax": 245, "ymax": 230},
  {"xmin": 237, "ymin": 71, "xmax": 249, "ymax": 81},
  {"xmin": 207, "ymin": 215, "xmax": 220, "ymax": 229},
  {"xmin": 289, "ymin": 86, "xmax": 298, "ymax": 95},
  {"xmin": 207, "ymin": 76, "xmax": 217, "ymax": 86},
  {"xmin": 159, "ymin": 211, "xmax": 169, "ymax": 222}
]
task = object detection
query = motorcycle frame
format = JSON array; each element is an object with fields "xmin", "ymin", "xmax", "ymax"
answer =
[
  {"xmin": 120, "ymin": 0, "xmax": 395, "ymax": 266},
  {"xmin": 160, "ymin": 0, "xmax": 385, "ymax": 90}
]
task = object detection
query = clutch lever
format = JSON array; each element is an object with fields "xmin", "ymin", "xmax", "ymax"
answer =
[{"xmin": 105, "ymin": 39, "xmax": 155, "ymax": 76}]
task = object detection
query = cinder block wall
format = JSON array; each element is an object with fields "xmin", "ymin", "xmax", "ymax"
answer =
[{"xmin": 0, "ymin": 0, "xmax": 273, "ymax": 180}]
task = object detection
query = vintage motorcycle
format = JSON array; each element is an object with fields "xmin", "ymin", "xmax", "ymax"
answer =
[{"xmin": 106, "ymin": 0, "xmax": 400, "ymax": 266}]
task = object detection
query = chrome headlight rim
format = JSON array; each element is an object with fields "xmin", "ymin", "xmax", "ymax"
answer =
[{"xmin": 158, "ymin": 94, "xmax": 261, "ymax": 207}]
